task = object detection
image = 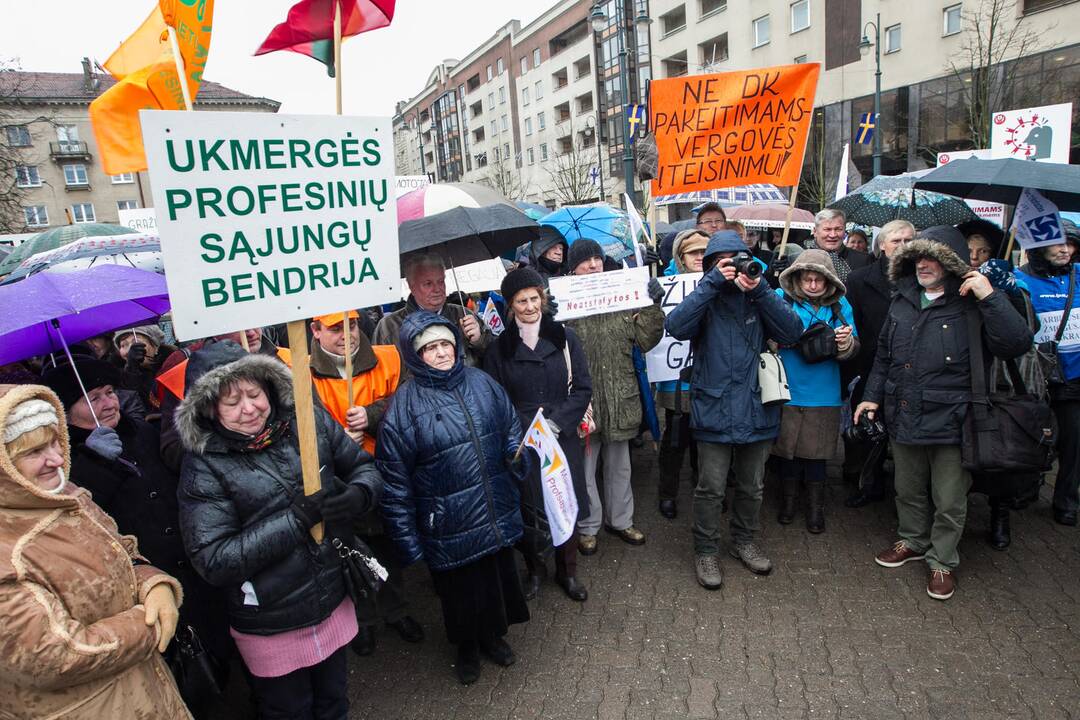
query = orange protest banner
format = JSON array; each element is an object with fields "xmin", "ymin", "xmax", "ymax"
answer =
[{"xmin": 650, "ymin": 63, "xmax": 820, "ymax": 195}]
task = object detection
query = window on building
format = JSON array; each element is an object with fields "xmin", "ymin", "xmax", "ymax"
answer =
[
  {"xmin": 520, "ymin": 56, "xmax": 528, "ymax": 76},
  {"xmin": 525, "ymin": 118, "xmax": 533, "ymax": 136},
  {"xmin": 885, "ymin": 24, "xmax": 902, "ymax": 53},
  {"xmin": 700, "ymin": 0, "xmax": 726, "ymax": 17},
  {"xmin": 535, "ymin": 80, "xmax": 543, "ymax": 99},
  {"xmin": 753, "ymin": 15, "xmax": 771, "ymax": 47},
  {"xmin": 538, "ymin": 112, "xmax": 546, "ymax": 130},
  {"xmin": 943, "ymin": 4, "xmax": 962, "ymax": 35},
  {"xmin": 63, "ymin": 164, "xmax": 88, "ymax": 186},
  {"xmin": 486, "ymin": 65, "xmax": 493, "ymax": 80},
  {"xmin": 790, "ymin": 0, "xmax": 810, "ymax": 33},
  {"xmin": 491, "ymin": 119, "xmax": 498, "ymax": 136},
  {"xmin": 15, "ymin": 165, "xmax": 41, "ymax": 187},
  {"xmin": 1023, "ymin": 0, "xmax": 1078, "ymax": 11},
  {"xmin": 660, "ymin": 5, "xmax": 686, "ymax": 37},
  {"xmin": 499, "ymin": 87, "xmax": 506, "ymax": 104},
  {"xmin": 23, "ymin": 205, "xmax": 48, "ymax": 226},
  {"xmin": 540, "ymin": 143, "xmax": 549, "ymax": 160},
  {"xmin": 527, "ymin": 148, "xmax": 535, "ymax": 165},
  {"xmin": 533, "ymin": 48, "xmax": 541, "ymax": 68},
  {"xmin": 663, "ymin": 50, "xmax": 689, "ymax": 78},
  {"xmin": 111, "ymin": 173, "xmax": 135, "ymax": 184},
  {"xmin": 117, "ymin": 200, "xmax": 139, "ymax": 211},
  {"xmin": 458, "ymin": 84, "xmax": 465, "ymax": 99},
  {"xmin": 794, "ymin": 54, "xmax": 808, "ymax": 63},
  {"xmin": 71, "ymin": 203, "xmax": 95, "ymax": 223},
  {"xmin": 56, "ymin": 125, "xmax": 80, "ymax": 152},
  {"xmin": 501, "ymin": 115, "xmax": 509, "ymax": 131},
  {"xmin": 6, "ymin": 125, "xmax": 31, "ymax": 147},
  {"xmin": 494, "ymin": 146, "xmax": 501, "ymax": 161},
  {"xmin": 488, "ymin": 92, "xmax": 495, "ymax": 109},
  {"xmin": 504, "ymin": 143, "xmax": 510, "ymax": 160},
  {"xmin": 699, "ymin": 33, "xmax": 729, "ymax": 68},
  {"xmin": 523, "ymin": 87, "xmax": 530, "ymax": 106},
  {"xmin": 497, "ymin": 58, "xmax": 505, "ymax": 74}
]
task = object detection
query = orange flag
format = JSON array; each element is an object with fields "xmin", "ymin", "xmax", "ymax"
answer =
[{"xmin": 89, "ymin": 0, "xmax": 215, "ymax": 175}]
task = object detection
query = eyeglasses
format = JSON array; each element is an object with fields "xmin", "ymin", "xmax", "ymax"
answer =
[{"xmin": 697, "ymin": 218, "xmax": 723, "ymax": 227}]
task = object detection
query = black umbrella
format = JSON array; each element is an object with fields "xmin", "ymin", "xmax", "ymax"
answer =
[
  {"xmin": 397, "ymin": 204, "xmax": 539, "ymax": 273},
  {"xmin": 913, "ymin": 157, "xmax": 1080, "ymax": 211}
]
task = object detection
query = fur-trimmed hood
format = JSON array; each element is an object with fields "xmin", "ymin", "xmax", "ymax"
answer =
[
  {"xmin": 888, "ymin": 238, "xmax": 971, "ymax": 285},
  {"xmin": 779, "ymin": 248, "xmax": 846, "ymax": 305},
  {"xmin": 0, "ymin": 384, "xmax": 75, "ymax": 511},
  {"xmin": 175, "ymin": 353, "xmax": 295, "ymax": 455}
]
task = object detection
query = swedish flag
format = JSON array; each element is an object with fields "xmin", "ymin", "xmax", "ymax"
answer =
[
  {"xmin": 627, "ymin": 104, "xmax": 647, "ymax": 143},
  {"xmin": 856, "ymin": 112, "xmax": 878, "ymax": 145}
]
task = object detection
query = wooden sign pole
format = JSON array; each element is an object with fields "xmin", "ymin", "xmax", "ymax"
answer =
[
  {"xmin": 777, "ymin": 181, "xmax": 801, "ymax": 257},
  {"xmin": 287, "ymin": 321, "xmax": 325, "ymax": 542}
]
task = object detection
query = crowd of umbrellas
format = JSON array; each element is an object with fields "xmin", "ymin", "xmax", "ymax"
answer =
[{"xmin": 3, "ymin": 156, "xmax": 1080, "ymax": 420}]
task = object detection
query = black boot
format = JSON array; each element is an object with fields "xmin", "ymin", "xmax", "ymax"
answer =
[
  {"xmin": 521, "ymin": 553, "xmax": 546, "ymax": 601},
  {"xmin": 989, "ymin": 498, "xmax": 1011, "ymax": 550},
  {"xmin": 806, "ymin": 480, "xmax": 825, "ymax": 534},
  {"xmin": 777, "ymin": 475, "xmax": 799, "ymax": 525}
]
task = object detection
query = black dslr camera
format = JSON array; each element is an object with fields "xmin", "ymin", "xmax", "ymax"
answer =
[
  {"xmin": 843, "ymin": 412, "xmax": 887, "ymax": 444},
  {"xmin": 730, "ymin": 251, "xmax": 762, "ymax": 279}
]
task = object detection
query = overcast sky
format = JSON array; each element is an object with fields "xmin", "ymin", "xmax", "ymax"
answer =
[{"xmin": 1, "ymin": 0, "xmax": 544, "ymax": 115}]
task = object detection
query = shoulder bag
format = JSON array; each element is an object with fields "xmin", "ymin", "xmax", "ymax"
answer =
[
  {"xmin": 718, "ymin": 302, "xmax": 790, "ymax": 406},
  {"xmin": 961, "ymin": 305, "xmax": 1056, "ymax": 476},
  {"xmin": 785, "ymin": 295, "xmax": 843, "ymax": 364}
]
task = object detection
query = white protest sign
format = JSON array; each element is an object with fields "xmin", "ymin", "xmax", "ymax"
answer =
[
  {"xmin": 991, "ymin": 103, "xmax": 1073, "ymax": 164},
  {"xmin": 936, "ymin": 149, "xmax": 993, "ymax": 165},
  {"xmin": 522, "ymin": 408, "xmax": 578, "ymax": 546},
  {"xmin": 548, "ymin": 266, "xmax": 651, "ymax": 321},
  {"xmin": 141, "ymin": 111, "xmax": 400, "ymax": 340},
  {"xmin": 395, "ymin": 174, "xmax": 430, "ymax": 197},
  {"xmin": 936, "ymin": 149, "xmax": 1005, "ymax": 226},
  {"xmin": 645, "ymin": 272, "xmax": 702, "ymax": 383},
  {"xmin": 1032, "ymin": 309, "xmax": 1080, "ymax": 349},
  {"xmin": 399, "ymin": 258, "xmax": 506, "ymax": 299},
  {"xmin": 1012, "ymin": 188, "xmax": 1067, "ymax": 250},
  {"xmin": 118, "ymin": 208, "xmax": 158, "ymax": 234}
]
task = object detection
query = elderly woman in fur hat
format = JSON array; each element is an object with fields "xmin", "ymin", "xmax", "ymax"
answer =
[{"xmin": 773, "ymin": 249, "xmax": 859, "ymax": 534}]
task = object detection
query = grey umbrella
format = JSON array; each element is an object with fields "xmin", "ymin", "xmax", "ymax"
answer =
[
  {"xmin": 829, "ymin": 172, "xmax": 978, "ymax": 229},
  {"xmin": 913, "ymin": 157, "xmax": 1080, "ymax": 211},
  {"xmin": 397, "ymin": 204, "xmax": 539, "ymax": 272}
]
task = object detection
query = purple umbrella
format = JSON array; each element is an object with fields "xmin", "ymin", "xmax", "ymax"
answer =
[{"xmin": 0, "ymin": 266, "xmax": 170, "ymax": 420}]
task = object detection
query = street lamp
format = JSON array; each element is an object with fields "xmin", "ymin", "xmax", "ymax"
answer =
[
  {"xmin": 397, "ymin": 109, "xmax": 427, "ymax": 179},
  {"xmin": 590, "ymin": 1, "xmax": 651, "ymax": 207},
  {"xmin": 585, "ymin": 114, "xmax": 605, "ymax": 201},
  {"xmin": 858, "ymin": 13, "xmax": 882, "ymax": 177}
]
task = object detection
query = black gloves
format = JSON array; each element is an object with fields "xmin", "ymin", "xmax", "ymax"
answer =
[
  {"xmin": 547, "ymin": 294, "xmax": 560, "ymax": 316},
  {"xmin": 322, "ymin": 479, "xmax": 372, "ymax": 526},
  {"xmin": 771, "ymin": 255, "xmax": 791, "ymax": 275},
  {"xmin": 640, "ymin": 245, "xmax": 661, "ymax": 268},
  {"xmin": 125, "ymin": 342, "xmax": 147, "ymax": 371},
  {"xmin": 85, "ymin": 426, "xmax": 123, "ymax": 461},
  {"xmin": 290, "ymin": 489, "xmax": 326, "ymax": 530},
  {"xmin": 647, "ymin": 277, "xmax": 665, "ymax": 304}
]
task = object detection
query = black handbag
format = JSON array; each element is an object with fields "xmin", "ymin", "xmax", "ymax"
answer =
[
  {"xmin": 961, "ymin": 306, "xmax": 1056, "ymax": 476},
  {"xmin": 331, "ymin": 536, "xmax": 385, "ymax": 603},
  {"xmin": 1035, "ymin": 264, "xmax": 1076, "ymax": 387},
  {"xmin": 165, "ymin": 625, "xmax": 222, "ymax": 708},
  {"xmin": 787, "ymin": 298, "xmax": 843, "ymax": 364}
]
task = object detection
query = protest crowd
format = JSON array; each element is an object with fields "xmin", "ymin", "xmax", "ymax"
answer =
[{"xmin": 2, "ymin": 4, "xmax": 1080, "ymax": 719}]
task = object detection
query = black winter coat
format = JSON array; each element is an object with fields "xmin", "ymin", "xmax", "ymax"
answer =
[
  {"xmin": 483, "ymin": 314, "xmax": 592, "ymax": 522},
  {"xmin": 843, "ymin": 253, "xmax": 894, "ymax": 400},
  {"xmin": 864, "ymin": 240, "xmax": 1033, "ymax": 445},
  {"xmin": 377, "ymin": 312, "xmax": 526, "ymax": 571},
  {"xmin": 176, "ymin": 352, "xmax": 383, "ymax": 636}
]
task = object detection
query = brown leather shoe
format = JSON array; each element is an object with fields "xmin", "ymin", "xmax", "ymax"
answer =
[
  {"xmin": 578, "ymin": 534, "xmax": 598, "ymax": 555},
  {"xmin": 875, "ymin": 540, "xmax": 927, "ymax": 568},
  {"xmin": 927, "ymin": 568, "xmax": 955, "ymax": 600},
  {"xmin": 605, "ymin": 525, "xmax": 646, "ymax": 545}
]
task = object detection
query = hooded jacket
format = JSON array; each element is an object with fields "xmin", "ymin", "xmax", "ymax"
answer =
[
  {"xmin": 0, "ymin": 384, "xmax": 190, "ymax": 720},
  {"xmin": 372, "ymin": 296, "xmax": 491, "ymax": 378},
  {"xmin": 1015, "ymin": 251, "xmax": 1080, "ymax": 385},
  {"xmin": 376, "ymin": 312, "xmax": 526, "ymax": 571},
  {"xmin": 528, "ymin": 226, "xmax": 569, "ymax": 285},
  {"xmin": 175, "ymin": 350, "xmax": 382, "ymax": 636},
  {"xmin": 863, "ymin": 238, "xmax": 1033, "ymax": 444},
  {"xmin": 666, "ymin": 232, "xmax": 805, "ymax": 444}
]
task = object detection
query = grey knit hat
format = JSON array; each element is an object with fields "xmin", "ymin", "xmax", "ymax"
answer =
[{"xmin": 113, "ymin": 324, "xmax": 165, "ymax": 348}]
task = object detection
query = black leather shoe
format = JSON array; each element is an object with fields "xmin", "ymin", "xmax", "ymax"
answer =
[
  {"xmin": 1054, "ymin": 508, "xmax": 1078, "ymax": 526},
  {"xmin": 350, "ymin": 626, "xmax": 376, "ymax": 656},
  {"xmin": 844, "ymin": 487, "xmax": 884, "ymax": 508},
  {"xmin": 556, "ymin": 574, "xmax": 588, "ymax": 602},
  {"xmin": 659, "ymin": 499, "xmax": 677, "ymax": 519},
  {"xmin": 388, "ymin": 616, "xmax": 424, "ymax": 643},
  {"xmin": 479, "ymin": 636, "xmax": 516, "ymax": 667},
  {"xmin": 456, "ymin": 644, "xmax": 481, "ymax": 685},
  {"xmin": 522, "ymin": 572, "xmax": 543, "ymax": 600}
]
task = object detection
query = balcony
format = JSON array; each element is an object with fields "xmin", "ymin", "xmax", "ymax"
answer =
[
  {"xmin": 50, "ymin": 141, "xmax": 91, "ymax": 161},
  {"xmin": 552, "ymin": 68, "xmax": 569, "ymax": 91}
]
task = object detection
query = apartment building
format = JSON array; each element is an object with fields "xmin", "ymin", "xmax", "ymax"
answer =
[{"xmin": 0, "ymin": 61, "xmax": 279, "ymax": 235}]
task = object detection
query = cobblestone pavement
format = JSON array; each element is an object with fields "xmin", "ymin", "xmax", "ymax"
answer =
[{"xmin": 212, "ymin": 446, "xmax": 1080, "ymax": 719}]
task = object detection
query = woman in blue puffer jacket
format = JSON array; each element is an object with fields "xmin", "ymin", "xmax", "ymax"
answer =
[{"xmin": 376, "ymin": 311, "xmax": 530, "ymax": 685}]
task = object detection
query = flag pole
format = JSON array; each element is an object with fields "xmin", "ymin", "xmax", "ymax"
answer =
[
  {"xmin": 332, "ymin": 0, "xmax": 355, "ymax": 408},
  {"xmin": 167, "ymin": 27, "xmax": 194, "ymax": 112},
  {"xmin": 777, "ymin": 180, "xmax": 801, "ymax": 257}
]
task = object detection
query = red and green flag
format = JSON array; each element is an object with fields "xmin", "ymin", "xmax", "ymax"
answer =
[{"xmin": 254, "ymin": 0, "xmax": 395, "ymax": 77}]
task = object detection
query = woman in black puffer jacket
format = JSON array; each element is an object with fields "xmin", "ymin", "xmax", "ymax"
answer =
[
  {"xmin": 176, "ymin": 341, "xmax": 382, "ymax": 720},
  {"xmin": 377, "ymin": 311, "xmax": 529, "ymax": 686}
]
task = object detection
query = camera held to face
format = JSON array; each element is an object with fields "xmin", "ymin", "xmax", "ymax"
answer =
[{"xmin": 730, "ymin": 252, "xmax": 762, "ymax": 280}]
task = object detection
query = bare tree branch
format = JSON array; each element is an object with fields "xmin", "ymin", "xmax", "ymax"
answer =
[{"xmin": 545, "ymin": 138, "xmax": 598, "ymax": 206}]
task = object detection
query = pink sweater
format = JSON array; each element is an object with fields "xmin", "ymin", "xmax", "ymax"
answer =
[{"xmin": 231, "ymin": 597, "xmax": 357, "ymax": 678}]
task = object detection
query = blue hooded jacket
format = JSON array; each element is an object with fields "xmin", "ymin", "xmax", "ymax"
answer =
[
  {"xmin": 665, "ymin": 231, "xmax": 804, "ymax": 444},
  {"xmin": 376, "ymin": 311, "xmax": 526, "ymax": 571}
]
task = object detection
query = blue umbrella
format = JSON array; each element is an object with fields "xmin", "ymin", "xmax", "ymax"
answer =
[
  {"xmin": 514, "ymin": 201, "xmax": 550, "ymax": 221},
  {"xmin": 540, "ymin": 204, "xmax": 634, "ymax": 262},
  {"xmin": 632, "ymin": 347, "xmax": 660, "ymax": 443}
]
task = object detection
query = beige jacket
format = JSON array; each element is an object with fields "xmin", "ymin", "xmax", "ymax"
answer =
[{"xmin": 0, "ymin": 384, "xmax": 190, "ymax": 720}]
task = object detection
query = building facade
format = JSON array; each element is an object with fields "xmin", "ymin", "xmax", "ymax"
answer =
[{"xmin": 0, "ymin": 61, "xmax": 279, "ymax": 236}]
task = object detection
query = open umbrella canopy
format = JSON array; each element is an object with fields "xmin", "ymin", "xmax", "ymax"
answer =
[
  {"xmin": 912, "ymin": 157, "xmax": 1080, "ymax": 211},
  {"xmin": 726, "ymin": 203, "xmax": 816, "ymax": 230},
  {"xmin": 0, "ymin": 223, "xmax": 133, "ymax": 276},
  {"xmin": 539, "ymin": 204, "xmax": 635, "ymax": 261},
  {"xmin": 397, "ymin": 204, "xmax": 538, "ymax": 272},
  {"xmin": 514, "ymin": 200, "xmax": 550, "ymax": 220},
  {"xmin": 6, "ymin": 233, "xmax": 162, "ymax": 281},
  {"xmin": 829, "ymin": 173, "xmax": 977, "ymax": 229},
  {"xmin": 653, "ymin": 184, "xmax": 788, "ymax": 207},
  {"xmin": 0, "ymin": 265, "xmax": 170, "ymax": 365},
  {"xmin": 396, "ymin": 182, "xmax": 514, "ymax": 223}
]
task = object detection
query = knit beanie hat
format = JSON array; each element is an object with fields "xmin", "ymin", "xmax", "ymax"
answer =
[
  {"xmin": 3, "ymin": 398, "xmax": 59, "ymax": 444},
  {"xmin": 113, "ymin": 324, "xmax": 165, "ymax": 349},
  {"xmin": 412, "ymin": 324, "xmax": 457, "ymax": 353},
  {"xmin": 567, "ymin": 238, "xmax": 604, "ymax": 273},
  {"xmin": 41, "ymin": 355, "xmax": 122, "ymax": 410},
  {"xmin": 500, "ymin": 266, "xmax": 546, "ymax": 304}
]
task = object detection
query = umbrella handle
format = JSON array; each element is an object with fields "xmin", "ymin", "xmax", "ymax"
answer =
[{"xmin": 51, "ymin": 320, "xmax": 100, "ymax": 427}]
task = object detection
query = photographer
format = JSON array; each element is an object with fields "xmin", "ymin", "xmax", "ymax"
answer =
[{"xmin": 666, "ymin": 231, "xmax": 803, "ymax": 590}]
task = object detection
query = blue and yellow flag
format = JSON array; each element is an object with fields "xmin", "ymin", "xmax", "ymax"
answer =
[
  {"xmin": 856, "ymin": 112, "xmax": 878, "ymax": 145},
  {"xmin": 627, "ymin": 103, "xmax": 647, "ymax": 143}
]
